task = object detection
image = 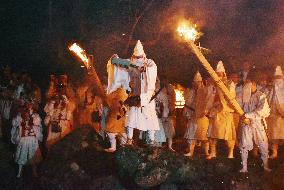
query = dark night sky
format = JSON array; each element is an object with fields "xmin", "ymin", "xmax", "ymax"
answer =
[{"xmin": 1, "ymin": 0, "xmax": 284, "ymax": 87}]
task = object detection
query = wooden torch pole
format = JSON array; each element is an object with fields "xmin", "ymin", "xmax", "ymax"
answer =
[{"xmin": 186, "ymin": 40, "xmax": 244, "ymax": 116}]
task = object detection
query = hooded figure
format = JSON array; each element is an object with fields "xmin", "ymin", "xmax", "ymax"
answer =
[
  {"xmin": 107, "ymin": 40, "xmax": 159, "ymax": 145},
  {"xmin": 184, "ymin": 71, "xmax": 209, "ymax": 157},
  {"xmin": 267, "ymin": 65, "xmax": 284, "ymax": 159},
  {"xmin": 206, "ymin": 61, "xmax": 236, "ymax": 159}
]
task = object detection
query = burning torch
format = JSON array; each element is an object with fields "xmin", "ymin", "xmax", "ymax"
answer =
[
  {"xmin": 69, "ymin": 43, "xmax": 110, "ymax": 107},
  {"xmin": 176, "ymin": 22, "xmax": 244, "ymax": 116}
]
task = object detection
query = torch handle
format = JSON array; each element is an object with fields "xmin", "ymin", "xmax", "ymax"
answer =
[
  {"xmin": 88, "ymin": 67, "xmax": 110, "ymax": 107},
  {"xmin": 187, "ymin": 40, "xmax": 244, "ymax": 116}
]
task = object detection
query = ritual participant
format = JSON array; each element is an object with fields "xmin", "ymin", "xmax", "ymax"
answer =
[
  {"xmin": 77, "ymin": 87, "xmax": 103, "ymax": 132},
  {"xmin": 153, "ymin": 97, "xmax": 167, "ymax": 147},
  {"xmin": 44, "ymin": 77, "xmax": 75, "ymax": 147},
  {"xmin": 239, "ymin": 61, "xmax": 252, "ymax": 85},
  {"xmin": 154, "ymin": 76, "xmax": 176, "ymax": 149},
  {"xmin": 238, "ymin": 77, "xmax": 271, "ymax": 173},
  {"xmin": 267, "ymin": 66, "xmax": 284, "ymax": 159},
  {"xmin": 107, "ymin": 40, "xmax": 159, "ymax": 145},
  {"xmin": 11, "ymin": 102, "xmax": 42, "ymax": 178},
  {"xmin": 184, "ymin": 71, "xmax": 209, "ymax": 157},
  {"xmin": 104, "ymin": 88, "xmax": 127, "ymax": 152},
  {"xmin": 0, "ymin": 84, "xmax": 14, "ymax": 143},
  {"xmin": 207, "ymin": 61, "xmax": 236, "ymax": 159}
]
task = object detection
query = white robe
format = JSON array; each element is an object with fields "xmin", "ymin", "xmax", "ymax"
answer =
[
  {"xmin": 11, "ymin": 113, "xmax": 42, "ymax": 165},
  {"xmin": 239, "ymin": 91, "xmax": 270, "ymax": 151},
  {"xmin": 267, "ymin": 79, "xmax": 284, "ymax": 140},
  {"xmin": 127, "ymin": 64, "xmax": 159, "ymax": 130},
  {"xmin": 108, "ymin": 58, "xmax": 159, "ymax": 131},
  {"xmin": 44, "ymin": 98, "xmax": 73, "ymax": 144}
]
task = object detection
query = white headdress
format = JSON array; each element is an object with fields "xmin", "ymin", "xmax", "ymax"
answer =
[
  {"xmin": 193, "ymin": 71, "xmax": 202, "ymax": 82},
  {"xmin": 274, "ymin": 65, "xmax": 283, "ymax": 76},
  {"xmin": 216, "ymin": 61, "xmax": 226, "ymax": 73},
  {"xmin": 133, "ymin": 40, "xmax": 146, "ymax": 57}
]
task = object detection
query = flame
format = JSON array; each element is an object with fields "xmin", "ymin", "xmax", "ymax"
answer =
[
  {"xmin": 174, "ymin": 89, "xmax": 185, "ymax": 108},
  {"xmin": 69, "ymin": 43, "xmax": 89, "ymax": 68},
  {"xmin": 177, "ymin": 22, "xmax": 200, "ymax": 42}
]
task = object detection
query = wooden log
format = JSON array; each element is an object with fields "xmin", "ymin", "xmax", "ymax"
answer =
[{"xmin": 186, "ymin": 40, "xmax": 244, "ymax": 116}]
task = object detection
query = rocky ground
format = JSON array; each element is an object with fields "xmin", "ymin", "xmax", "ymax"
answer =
[{"xmin": 1, "ymin": 127, "xmax": 284, "ymax": 190}]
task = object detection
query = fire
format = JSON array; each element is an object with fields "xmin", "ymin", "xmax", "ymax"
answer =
[
  {"xmin": 177, "ymin": 22, "xmax": 200, "ymax": 42},
  {"xmin": 174, "ymin": 89, "xmax": 185, "ymax": 108},
  {"xmin": 69, "ymin": 43, "xmax": 89, "ymax": 68}
]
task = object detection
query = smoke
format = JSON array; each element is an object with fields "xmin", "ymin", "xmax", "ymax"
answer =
[{"xmin": 167, "ymin": 0, "xmax": 284, "ymax": 70}]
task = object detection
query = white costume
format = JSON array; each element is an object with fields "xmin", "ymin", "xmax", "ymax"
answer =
[
  {"xmin": 206, "ymin": 61, "xmax": 236, "ymax": 159},
  {"xmin": 267, "ymin": 66, "xmax": 284, "ymax": 158},
  {"xmin": 184, "ymin": 72, "xmax": 209, "ymax": 157},
  {"xmin": 11, "ymin": 112, "xmax": 42, "ymax": 165},
  {"xmin": 239, "ymin": 82, "xmax": 270, "ymax": 172},
  {"xmin": 44, "ymin": 95, "xmax": 74, "ymax": 146},
  {"xmin": 107, "ymin": 40, "xmax": 159, "ymax": 143}
]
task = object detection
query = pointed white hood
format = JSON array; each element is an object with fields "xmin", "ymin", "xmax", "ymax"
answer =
[
  {"xmin": 133, "ymin": 40, "xmax": 146, "ymax": 57},
  {"xmin": 193, "ymin": 71, "xmax": 202, "ymax": 82}
]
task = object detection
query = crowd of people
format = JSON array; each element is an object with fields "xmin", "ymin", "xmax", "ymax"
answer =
[{"xmin": 1, "ymin": 40, "xmax": 284, "ymax": 179}]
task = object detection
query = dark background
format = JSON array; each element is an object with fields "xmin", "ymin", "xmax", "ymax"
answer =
[{"xmin": 1, "ymin": 0, "xmax": 284, "ymax": 88}]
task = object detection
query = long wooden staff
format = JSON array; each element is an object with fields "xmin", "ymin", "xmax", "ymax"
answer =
[{"xmin": 186, "ymin": 40, "xmax": 244, "ymax": 116}]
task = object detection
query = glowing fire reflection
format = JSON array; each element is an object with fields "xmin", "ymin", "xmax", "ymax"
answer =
[
  {"xmin": 69, "ymin": 43, "xmax": 89, "ymax": 68},
  {"xmin": 174, "ymin": 89, "xmax": 185, "ymax": 108},
  {"xmin": 177, "ymin": 22, "xmax": 200, "ymax": 42}
]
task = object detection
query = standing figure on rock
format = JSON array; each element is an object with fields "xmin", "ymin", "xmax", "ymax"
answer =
[
  {"xmin": 184, "ymin": 71, "xmax": 209, "ymax": 157},
  {"xmin": 104, "ymin": 88, "xmax": 128, "ymax": 152},
  {"xmin": 207, "ymin": 61, "xmax": 236, "ymax": 159},
  {"xmin": 238, "ymin": 77, "xmax": 271, "ymax": 173},
  {"xmin": 107, "ymin": 40, "xmax": 159, "ymax": 145},
  {"xmin": 11, "ymin": 102, "xmax": 42, "ymax": 178},
  {"xmin": 267, "ymin": 66, "xmax": 284, "ymax": 159}
]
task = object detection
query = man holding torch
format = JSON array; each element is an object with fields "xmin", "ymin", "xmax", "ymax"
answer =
[
  {"xmin": 107, "ymin": 40, "xmax": 160, "ymax": 145},
  {"xmin": 207, "ymin": 61, "xmax": 236, "ymax": 159}
]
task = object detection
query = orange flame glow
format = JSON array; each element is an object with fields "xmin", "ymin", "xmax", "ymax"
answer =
[
  {"xmin": 69, "ymin": 43, "xmax": 89, "ymax": 68},
  {"xmin": 174, "ymin": 89, "xmax": 185, "ymax": 108},
  {"xmin": 177, "ymin": 22, "xmax": 200, "ymax": 42}
]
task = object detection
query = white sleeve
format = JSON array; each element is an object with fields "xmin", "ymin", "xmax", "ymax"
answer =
[
  {"xmin": 107, "ymin": 60, "xmax": 130, "ymax": 94},
  {"xmin": 245, "ymin": 94, "xmax": 270, "ymax": 119}
]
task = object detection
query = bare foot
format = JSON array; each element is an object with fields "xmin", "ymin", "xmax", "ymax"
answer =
[
  {"xmin": 104, "ymin": 148, "xmax": 116, "ymax": 153},
  {"xmin": 184, "ymin": 152, "xmax": 193, "ymax": 157}
]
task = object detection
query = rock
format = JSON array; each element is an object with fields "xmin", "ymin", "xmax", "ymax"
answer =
[
  {"xmin": 81, "ymin": 141, "xmax": 89, "ymax": 148},
  {"xmin": 135, "ymin": 167, "xmax": 169, "ymax": 188},
  {"xmin": 40, "ymin": 126, "xmax": 116, "ymax": 190},
  {"xmin": 159, "ymin": 183, "xmax": 178, "ymax": 190},
  {"xmin": 70, "ymin": 162, "xmax": 80, "ymax": 171},
  {"xmin": 89, "ymin": 175, "xmax": 126, "ymax": 190}
]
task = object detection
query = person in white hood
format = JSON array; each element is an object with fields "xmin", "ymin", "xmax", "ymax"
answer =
[
  {"xmin": 184, "ymin": 71, "xmax": 209, "ymax": 157},
  {"xmin": 267, "ymin": 66, "xmax": 284, "ymax": 159},
  {"xmin": 107, "ymin": 40, "xmax": 159, "ymax": 145},
  {"xmin": 207, "ymin": 61, "xmax": 236, "ymax": 159}
]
